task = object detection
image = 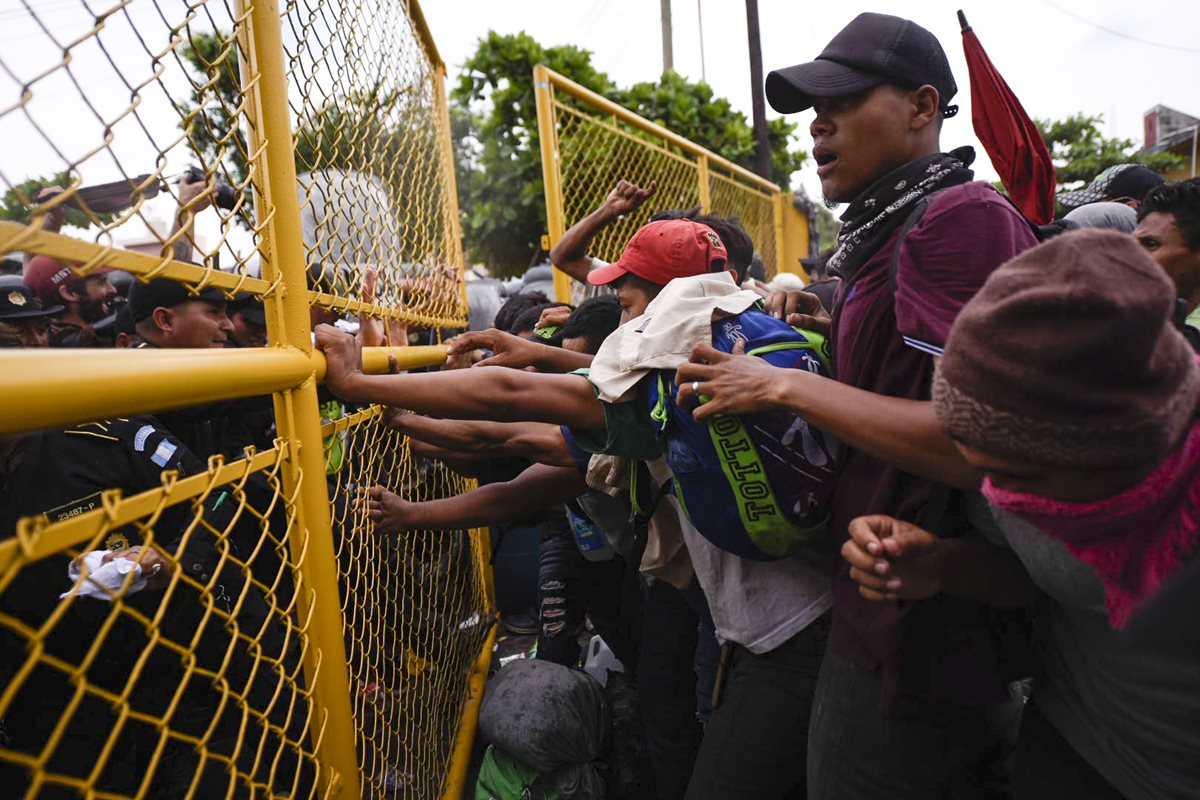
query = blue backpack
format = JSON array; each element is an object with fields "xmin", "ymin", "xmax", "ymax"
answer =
[{"xmin": 645, "ymin": 306, "xmax": 836, "ymax": 560}]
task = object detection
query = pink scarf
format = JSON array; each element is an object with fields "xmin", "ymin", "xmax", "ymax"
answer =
[{"xmin": 983, "ymin": 420, "xmax": 1200, "ymax": 628}]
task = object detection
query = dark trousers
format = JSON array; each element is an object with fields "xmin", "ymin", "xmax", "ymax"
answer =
[
  {"xmin": 639, "ymin": 579, "xmax": 703, "ymax": 800},
  {"xmin": 1011, "ymin": 701, "xmax": 1124, "ymax": 800},
  {"xmin": 536, "ymin": 523, "xmax": 640, "ymax": 670},
  {"xmin": 807, "ymin": 651, "xmax": 1007, "ymax": 800},
  {"xmin": 682, "ymin": 580, "xmax": 721, "ymax": 724},
  {"xmin": 685, "ymin": 612, "xmax": 831, "ymax": 800}
]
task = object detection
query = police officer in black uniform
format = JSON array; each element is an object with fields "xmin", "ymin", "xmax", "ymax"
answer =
[{"xmin": 0, "ymin": 350, "xmax": 306, "ymax": 796}]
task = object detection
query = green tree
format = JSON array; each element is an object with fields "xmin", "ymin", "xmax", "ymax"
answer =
[
  {"xmin": 177, "ymin": 30, "xmax": 251, "ymax": 188},
  {"xmin": 813, "ymin": 204, "xmax": 840, "ymax": 252},
  {"xmin": 620, "ymin": 70, "xmax": 806, "ymax": 189},
  {"xmin": 451, "ymin": 32, "xmax": 618, "ymax": 276},
  {"xmin": 1038, "ymin": 113, "xmax": 1184, "ymax": 194},
  {"xmin": 452, "ymin": 31, "xmax": 809, "ymax": 277}
]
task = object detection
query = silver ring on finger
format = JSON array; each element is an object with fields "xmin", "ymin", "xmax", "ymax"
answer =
[{"xmin": 692, "ymin": 381, "xmax": 700, "ymax": 395}]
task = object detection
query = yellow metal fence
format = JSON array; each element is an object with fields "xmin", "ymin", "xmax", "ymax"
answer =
[
  {"xmin": 533, "ymin": 65, "xmax": 810, "ymax": 302},
  {"xmin": 0, "ymin": 1, "xmax": 493, "ymax": 798}
]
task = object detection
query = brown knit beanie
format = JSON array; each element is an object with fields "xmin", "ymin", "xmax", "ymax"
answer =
[{"xmin": 933, "ymin": 229, "xmax": 1200, "ymax": 469}]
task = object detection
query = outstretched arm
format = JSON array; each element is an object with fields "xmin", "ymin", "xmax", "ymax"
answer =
[
  {"xmin": 316, "ymin": 324, "xmax": 605, "ymax": 429},
  {"xmin": 367, "ymin": 463, "xmax": 587, "ymax": 533},
  {"xmin": 676, "ymin": 343, "xmax": 981, "ymax": 490},
  {"xmin": 390, "ymin": 415, "xmax": 575, "ymax": 467},
  {"xmin": 445, "ymin": 328, "xmax": 593, "ymax": 372},
  {"xmin": 549, "ymin": 179, "xmax": 657, "ymax": 282}
]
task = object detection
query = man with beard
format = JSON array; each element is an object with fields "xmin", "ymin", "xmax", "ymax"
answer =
[
  {"xmin": 23, "ymin": 254, "xmax": 117, "ymax": 347},
  {"xmin": 674, "ymin": 13, "xmax": 1040, "ymax": 798}
]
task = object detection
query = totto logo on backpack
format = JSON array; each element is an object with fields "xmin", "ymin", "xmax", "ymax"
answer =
[{"xmin": 646, "ymin": 306, "xmax": 837, "ymax": 560}]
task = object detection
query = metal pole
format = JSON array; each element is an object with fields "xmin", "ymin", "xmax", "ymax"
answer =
[
  {"xmin": 534, "ymin": 64, "xmax": 573, "ymax": 304},
  {"xmin": 697, "ymin": 0, "xmax": 707, "ymax": 83},
  {"xmin": 697, "ymin": 155, "xmax": 712, "ymax": 213},
  {"xmin": 240, "ymin": 1, "xmax": 362, "ymax": 795},
  {"xmin": 745, "ymin": 0, "xmax": 771, "ymax": 180},
  {"xmin": 773, "ymin": 192, "xmax": 786, "ymax": 278},
  {"xmin": 432, "ymin": 62, "xmax": 471, "ymax": 325},
  {"xmin": 440, "ymin": 621, "xmax": 498, "ymax": 800},
  {"xmin": 660, "ymin": 0, "xmax": 674, "ymax": 74},
  {"xmin": 1192, "ymin": 125, "xmax": 1197, "ymax": 178}
]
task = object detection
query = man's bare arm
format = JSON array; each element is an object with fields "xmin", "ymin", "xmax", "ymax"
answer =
[
  {"xmin": 165, "ymin": 174, "xmax": 214, "ymax": 264},
  {"xmin": 367, "ymin": 464, "xmax": 587, "ymax": 533},
  {"xmin": 317, "ymin": 322, "xmax": 605, "ymax": 429},
  {"xmin": 549, "ymin": 179, "xmax": 656, "ymax": 283},
  {"xmin": 390, "ymin": 416, "xmax": 575, "ymax": 467},
  {"xmin": 445, "ymin": 329, "xmax": 593, "ymax": 372}
]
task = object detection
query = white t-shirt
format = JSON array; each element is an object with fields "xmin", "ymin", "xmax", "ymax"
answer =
[{"xmin": 647, "ymin": 459, "xmax": 833, "ymax": 655}]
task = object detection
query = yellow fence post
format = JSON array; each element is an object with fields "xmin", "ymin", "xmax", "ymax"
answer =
[
  {"xmin": 697, "ymin": 155, "xmax": 712, "ymax": 214},
  {"xmin": 534, "ymin": 64, "xmax": 572, "ymax": 304},
  {"xmin": 774, "ymin": 192, "xmax": 787, "ymax": 278},
  {"xmin": 240, "ymin": 0, "xmax": 362, "ymax": 796}
]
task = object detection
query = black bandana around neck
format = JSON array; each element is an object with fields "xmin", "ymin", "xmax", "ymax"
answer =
[{"xmin": 827, "ymin": 146, "xmax": 976, "ymax": 280}]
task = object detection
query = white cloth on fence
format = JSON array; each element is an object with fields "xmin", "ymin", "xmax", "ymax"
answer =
[{"xmin": 60, "ymin": 550, "xmax": 149, "ymax": 600}]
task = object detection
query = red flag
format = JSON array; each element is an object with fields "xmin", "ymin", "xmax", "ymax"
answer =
[{"xmin": 959, "ymin": 10, "xmax": 1057, "ymax": 224}]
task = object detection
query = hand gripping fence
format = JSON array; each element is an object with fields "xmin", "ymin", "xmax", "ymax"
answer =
[
  {"xmin": 532, "ymin": 65, "xmax": 812, "ymax": 303},
  {"xmin": 0, "ymin": 1, "xmax": 495, "ymax": 798}
]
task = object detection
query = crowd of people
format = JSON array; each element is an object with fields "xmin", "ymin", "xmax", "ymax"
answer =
[
  {"xmin": 3, "ymin": 9, "xmax": 1200, "ymax": 800},
  {"xmin": 314, "ymin": 12, "xmax": 1197, "ymax": 800}
]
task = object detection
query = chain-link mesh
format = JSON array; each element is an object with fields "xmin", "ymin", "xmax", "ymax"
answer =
[
  {"xmin": 325, "ymin": 408, "xmax": 490, "ymax": 799},
  {"xmin": 708, "ymin": 170, "xmax": 779, "ymax": 283},
  {"xmin": 0, "ymin": 442, "xmax": 327, "ymax": 798},
  {"xmin": 539, "ymin": 67, "xmax": 788, "ymax": 299},
  {"xmin": 285, "ymin": 0, "xmax": 467, "ymax": 332},
  {"xmin": 1, "ymin": 0, "xmax": 490, "ymax": 797}
]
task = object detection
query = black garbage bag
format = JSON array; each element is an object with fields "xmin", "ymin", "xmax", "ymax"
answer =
[{"xmin": 479, "ymin": 660, "xmax": 608, "ymax": 799}]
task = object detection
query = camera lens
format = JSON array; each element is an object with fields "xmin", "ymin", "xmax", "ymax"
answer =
[{"xmin": 214, "ymin": 183, "xmax": 238, "ymax": 210}]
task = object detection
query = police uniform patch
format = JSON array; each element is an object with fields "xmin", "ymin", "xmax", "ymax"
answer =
[
  {"xmin": 42, "ymin": 491, "xmax": 103, "ymax": 524},
  {"xmin": 105, "ymin": 532, "xmax": 130, "ymax": 552},
  {"xmin": 133, "ymin": 424, "xmax": 155, "ymax": 452}
]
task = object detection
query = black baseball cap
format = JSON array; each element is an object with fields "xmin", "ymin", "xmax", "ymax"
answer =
[
  {"xmin": 127, "ymin": 277, "xmax": 227, "ymax": 322},
  {"xmin": 766, "ymin": 13, "xmax": 958, "ymax": 117},
  {"xmin": 1058, "ymin": 164, "xmax": 1165, "ymax": 210},
  {"xmin": 0, "ymin": 275, "xmax": 63, "ymax": 320},
  {"xmin": 228, "ymin": 291, "xmax": 266, "ymax": 325}
]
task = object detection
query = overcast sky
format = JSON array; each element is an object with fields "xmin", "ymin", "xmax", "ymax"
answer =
[
  {"xmin": 423, "ymin": 0, "xmax": 1200, "ymax": 203},
  {"xmin": 2, "ymin": 0, "xmax": 1196, "ymax": 256}
]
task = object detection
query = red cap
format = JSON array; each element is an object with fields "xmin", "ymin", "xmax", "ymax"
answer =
[
  {"xmin": 587, "ymin": 219, "xmax": 728, "ymax": 287},
  {"xmin": 23, "ymin": 255, "xmax": 114, "ymax": 305}
]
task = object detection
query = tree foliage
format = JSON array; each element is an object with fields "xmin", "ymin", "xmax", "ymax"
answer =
[
  {"xmin": 177, "ymin": 30, "xmax": 251, "ymax": 188},
  {"xmin": 621, "ymin": 70, "xmax": 806, "ymax": 189},
  {"xmin": 452, "ymin": 31, "xmax": 809, "ymax": 277},
  {"xmin": 1037, "ymin": 113, "xmax": 1184, "ymax": 193},
  {"xmin": 451, "ymin": 32, "xmax": 617, "ymax": 276}
]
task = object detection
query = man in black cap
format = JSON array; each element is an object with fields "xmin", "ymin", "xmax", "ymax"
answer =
[
  {"xmin": 0, "ymin": 275, "xmax": 63, "ymax": 347},
  {"xmin": 127, "ymin": 278, "xmax": 234, "ymax": 459},
  {"xmin": 128, "ymin": 277, "xmax": 233, "ymax": 350},
  {"xmin": 227, "ymin": 292, "xmax": 268, "ymax": 348},
  {"xmin": 676, "ymin": 12, "xmax": 1040, "ymax": 798},
  {"xmin": 1059, "ymin": 163, "xmax": 1165, "ymax": 212}
]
